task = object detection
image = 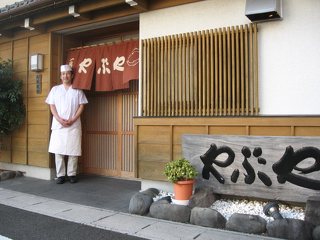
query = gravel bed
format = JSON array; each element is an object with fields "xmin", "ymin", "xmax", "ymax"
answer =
[
  {"xmin": 154, "ymin": 190, "xmax": 305, "ymax": 223},
  {"xmin": 210, "ymin": 198, "xmax": 305, "ymax": 222}
]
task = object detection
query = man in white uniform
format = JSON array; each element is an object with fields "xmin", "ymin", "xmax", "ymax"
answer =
[{"xmin": 46, "ymin": 65, "xmax": 88, "ymax": 184}]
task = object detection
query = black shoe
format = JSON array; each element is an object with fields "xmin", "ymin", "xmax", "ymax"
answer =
[
  {"xmin": 56, "ymin": 176, "xmax": 65, "ymax": 184},
  {"xmin": 69, "ymin": 176, "xmax": 77, "ymax": 183}
]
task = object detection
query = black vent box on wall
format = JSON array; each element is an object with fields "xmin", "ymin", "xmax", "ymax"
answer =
[{"xmin": 245, "ymin": 0, "xmax": 282, "ymax": 22}]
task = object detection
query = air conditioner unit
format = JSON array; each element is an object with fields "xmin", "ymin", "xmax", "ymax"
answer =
[{"xmin": 245, "ymin": 0, "xmax": 282, "ymax": 22}]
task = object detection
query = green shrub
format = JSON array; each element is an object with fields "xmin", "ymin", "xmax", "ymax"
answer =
[
  {"xmin": 0, "ymin": 59, "xmax": 26, "ymax": 135},
  {"xmin": 164, "ymin": 158, "xmax": 198, "ymax": 183}
]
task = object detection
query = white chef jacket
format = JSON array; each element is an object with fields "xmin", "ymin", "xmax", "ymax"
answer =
[{"xmin": 46, "ymin": 84, "xmax": 88, "ymax": 156}]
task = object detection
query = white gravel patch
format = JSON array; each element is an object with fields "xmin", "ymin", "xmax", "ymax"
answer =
[
  {"xmin": 153, "ymin": 190, "xmax": 174, "ymax": 201},
  {"xmin": 153, "ymin": 190, "xmax": 305, "ymax": 223},
  {"xmin": 210, "ymin": 199, "xmax": 305, "ymax": 222}
]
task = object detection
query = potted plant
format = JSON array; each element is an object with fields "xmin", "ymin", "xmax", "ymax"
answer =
[
  {"xmin": 164, "ymin": 158, "xmax": 198, "ymax": 202},
  {"xmin": 0, "ymin": 59, "xmax": 26, "ymax": 151}
]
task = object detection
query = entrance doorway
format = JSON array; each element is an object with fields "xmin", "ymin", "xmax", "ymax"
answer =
[
  {"xmin": 61, "ymin": 20, "xmax": 139, "ymax": 179},
  {"xmin": 81, "ymin": 81, "xmax": 138, "ymax": 178}
]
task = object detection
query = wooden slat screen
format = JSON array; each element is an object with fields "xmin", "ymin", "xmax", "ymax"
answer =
[
  {"xmin": 83, "ymin": 81, "xmax": 138, "ymax": 178},
  {"xmin": 141, "ymin": 23, "xmax": 259, "ymax": 117},
  {"xmin": 121, "ymin": 82, "xmax": 138, "ymax": 174},
  {"xmin": 84, "ymin": 94, "xmax": 118, "ymax": 172}
]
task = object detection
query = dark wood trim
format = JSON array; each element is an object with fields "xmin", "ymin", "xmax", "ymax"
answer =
[{"xmin": 0, "ymin": 0, "xmax": 203, "ymax": 36}]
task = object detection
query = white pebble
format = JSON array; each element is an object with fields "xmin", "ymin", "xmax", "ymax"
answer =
[
  {"xmin": 210, "ymin": 199, "xmax": 305, "ymax": 222},
  {"xmin": 153, "ymin": 191, "xmax": 305, "ymax": 223}
]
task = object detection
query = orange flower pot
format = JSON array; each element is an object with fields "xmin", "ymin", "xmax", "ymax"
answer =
[{"xmin": 173, "ymin": 179, "xmax": 195, "ymax": 200}]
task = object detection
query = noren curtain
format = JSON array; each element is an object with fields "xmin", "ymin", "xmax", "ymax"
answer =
[{"xmin": 66, "ymin": 40, "xmax": 139, "ymax": 91}]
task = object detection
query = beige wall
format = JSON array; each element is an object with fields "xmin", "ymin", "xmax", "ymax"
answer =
[{"xmin": 140, "ymin": 0, "xmax": 320, "ymax": 115}]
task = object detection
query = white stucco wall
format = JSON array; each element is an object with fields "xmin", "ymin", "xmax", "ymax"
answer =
[{"xmin": 140, "ymin": 0, "xmax": 320, "ymax": 115}]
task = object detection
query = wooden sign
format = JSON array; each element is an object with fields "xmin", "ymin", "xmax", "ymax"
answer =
[{"xmin": 182, "ymin": 134, "xmax": 320, "ymax": 203}]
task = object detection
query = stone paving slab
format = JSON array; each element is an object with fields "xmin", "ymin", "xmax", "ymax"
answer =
[
  {"xmin": 0, "ymin": 188, "xmax": 281, "ymax": 240},
  {"xmin": 0, "ymin": 188, "xmax": 22, "ymax": 200},
  {"xmin": 24, "ymin": 199, "xmax": 76, "ymax": 215},
  {"xmin": 0, "ymin": 193, "xmax": 48, "ymax": 208},
  {"xmin": 136, "ymin": 221, "xmax": 206, "ymax": 240},
  {"xmin": 197, "ymin": 229, "xmax": 279, "ymax": 240},
  {"xmin": 54, "ymin": 205, "xmax": 116, "ymax": 224},
  {"xmin": 94, "ymin": 213, "xmax": 159, "ymax": 235}
]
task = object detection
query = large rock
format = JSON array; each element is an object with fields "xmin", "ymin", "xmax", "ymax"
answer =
[
  {"xmin": 128, "ymin": 188, "xmax": 159, "ymax": 215},
  {"xmin": 313, "ymin": 225, "xmax": 320, "ymax": 240},
  {"xmin": 305, "ymin": 195, "xmax": 320, "ymax": 226},
  {"xmin": 149, "ymin": 200, "xmax": 191, "ymax": 223},
  {"xmin": 226, "ymin": 213, "xmax": 267, "ymax": 234},
  {"xmin": 0, "ymin": 170, "xmax": 23, "ymax": 181},
  {"xmin": 190, "ymin": 207, "xmax": 226, "ymax": 228},
  {"xmin": 141, "ymin": 188, "xmax": 160, "ymax": 198},
  {"xmin": 266, "ymin": 218, "xmax": 314, "ymax": 240},
  {"xmin": 189, "ymin": 186, "xmax": 220, "ymax": 209}
]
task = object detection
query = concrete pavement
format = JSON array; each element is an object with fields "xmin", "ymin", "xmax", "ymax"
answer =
[
  {"xmin": 0, "ymin": 203, "xmax": 146, "ymax": 240},
  {"xmin": 0, "ymin": 175, "xmax": 279, "ymax": 240}
]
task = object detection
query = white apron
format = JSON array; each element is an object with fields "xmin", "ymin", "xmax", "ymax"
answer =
[
  {"xmin": 46, "ymin": 84, "xmax": 88, "ymax": 156},
  {"xmin": 48, "ymin": 126, "xmax": 82, "ymax": 156}
]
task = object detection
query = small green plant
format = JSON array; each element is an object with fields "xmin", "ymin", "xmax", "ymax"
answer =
[
  {"xmin": 0, "ymin": 59, "xmax": 26, "ymax": 135},
  {"xmin": 164, "ymin": 158, "xmax": 198, "ymax": 183}
]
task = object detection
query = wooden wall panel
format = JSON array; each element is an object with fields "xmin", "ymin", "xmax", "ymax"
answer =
[
  {"xmin": 295, "ymin": 126, "xmax": 320, "ymax": 136},
  {"xmin": 29, "ymin": 34, "xmax": 50, "ymax": 53},
  {"xmin": 209, "ymin": 126, "xmax": 247, "ymax": 135},
  {"xmin": 173, "ymin": 126, "xmax": 207, "ymax": 144},
  {"xmin": 13, "ymin": 39, "xmax": 28, "ymax": 74},
  {"xmin": 28, "ymin": 138, "xmax": 48, "ymax": 152},
  {"xmin": 28, "ymin": 70, "xmax": 50, "ymax": 88},
  {"xmin": 51, "ymin": 33, "xmax": 63, "ymax": 86},
  {"xmin": 12, "ymin": 58, "xmax": 28, "ymax": 72},
  {"xmin": 0, "ymin": 42, "xmax": 12, "ymax": 59},
  {"xmin": 28, "ymin": 97, "xmax": 47, "ymax": 111},
  {"xmin": 11, "ymin": 138, "xmax": 27, "ymax": 152},
  {"xmin": 28, "ymin": 111, "xmax": 48, "ymax": 125},
  {"xmin": 0, "ymin": 150, "xmax": 11, "ymax": 163},
  {"xmin": 249, "ymin": 126, "xmax": 291, "ymax": 136},
  {"xmin": 28, "ymin": 82, "xmax": 50, "ymax": 98},
  {"xmin": 27, "ymin": 33, "xmax": 51, "ymax": 167},
  {"xmin": 11, "ymin": 138, "xmax": 27, "ymax": 164},
  {"xmin": 173, "ymin": 144, "xmax": 182, "ymax": 161},
  {"xmin": 13, "ymin": 39, "xmax": 27, "ymax": 49},
  {"xmin": 138, "ymin": 161, "xmax": 167, "ymax": 180},
  {"xmin": 13, "ymin": 71, "xmax": 28, "ymax": 86},
  {"xmin": 28, "ymin": 152, "xmax": 49, "ymax": 167},
  {"xmin": 12, "ymin": 150, "xmax": 27, "ymax": 164},
  {"xmin": 28, "ymin": 125, "xmax": 49, "ymax": 139},
  {"xmin": 51, "ymin": 54, "xmax": 60, "ymax": 85},
  {"xmin": 0, "ymin": 136, "xmax": 11, "ymax": 163},
  {"xmin": 138, "ymin": 126, "xmax": 171, "ymax": 144},
  {"xmin": 12, "ymin": 124, "xmax": 27, "ymax": 138},
  {"xmin": 10, "ymin": 38, "xmax": 28, "ymax": 164},
  {"xmin": 138, "ymin": 144, "xmax": 171, "ymax": 162},
  {"xmin": 135, "ymin": 117, "xmax": 320, "ymax": 181}
]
